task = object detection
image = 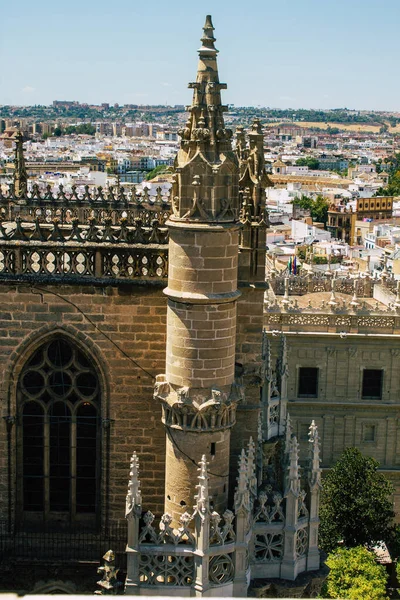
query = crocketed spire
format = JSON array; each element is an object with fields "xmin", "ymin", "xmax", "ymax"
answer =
[
  {"xmin": 14, "ymin": 130, "xmax": 28, "ymax": 198},
  {"xmin": 172, "ymin": 16, "xmax": 239, "ymax": 222}
]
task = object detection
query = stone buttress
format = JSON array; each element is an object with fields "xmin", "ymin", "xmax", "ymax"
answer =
[{"xmin": 154, "ymin": 15, "xmax": 241, "ymax": 527}]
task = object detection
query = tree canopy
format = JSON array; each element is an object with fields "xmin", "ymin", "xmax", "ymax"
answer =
[
  {"xmin": 319, "ymin": 448, "xmax": 395, "ymax": 554},
  {"xmin": 64, "ymin": 123, "xmax": 96, "ymax": 135},
  {"xmin": 374, "ymin": 153, "xmax": 400, "ymax": 196},
  {"xmin": 293, "ymin": 194, "xmax": 329, "ymax": 225},
  {"xmin": 145, "ymin": 165, "xmax": 170, "ymax": 180},
  {"xmin": 296, "ymin": 156, "xmax": 320, "ymax": 170},
  {"xmin": 323, "ymin": 546, "xmax": 388, "ymax": 600}
]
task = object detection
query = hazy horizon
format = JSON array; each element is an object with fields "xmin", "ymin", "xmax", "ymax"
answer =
[{"xmin": 2, "ymin": 0, "xmax": 400, "ymax": 111}]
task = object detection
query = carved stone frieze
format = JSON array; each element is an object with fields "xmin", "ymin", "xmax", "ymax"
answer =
[{"xmin": 154, "ymin": 374, "xmax": 241, "ymax": 432}]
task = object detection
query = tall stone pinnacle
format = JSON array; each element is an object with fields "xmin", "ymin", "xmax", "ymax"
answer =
[
  {"xmin": 172, "ymin": 15, "xmax": 239, "ymax": 222},
  {"xmin": 155, "ymin": 16, "xmax": 241, "ymax": 526},
  {"xmin": 14, "ymin": 130, "xmax": 28, "ymax": 198}
]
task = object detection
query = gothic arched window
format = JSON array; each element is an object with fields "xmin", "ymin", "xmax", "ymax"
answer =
[{"xmin": 17, "ymin": 338, "xmax": 101, "ymax": 527}]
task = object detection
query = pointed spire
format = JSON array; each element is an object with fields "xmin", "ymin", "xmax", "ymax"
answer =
[
  {"xmin": 328, "ymin": 276, "xmax": 338, "ymax": 308},
  {"xmin": 350, "ymin": 278, "xmax": 360, "ymax": 309},
  {"xmin": 261, "ymin": 330, "xmax": 272, "ymax": 383},
  {"xmin": 14, "ymin": 130, "xmax": 28, "ymax": 198},
  {"xmin": 246, "ymin": 437, "xmax": 257, "ymax": 497},
  {"xmin": 256, "ymin": 413, "xmax": 264, "ymax": 485},
  {"xmin": 281, "ymin": 278, "xmax": 290, "ymax": 308},
  {"xmin": 183, "ymin": 15, "xmax": 232, "ymax": 156},
  {"xmin": 173, "ymin": 16, "xmax": 239, "ymax": 222},
  {"xmin": 394, "ymin": 280, "xmax": 400, "ymax": 312},
  {"xmin": 198, "ymin": 15, "xmax": 218, "ymax": 56},
  {"xmin": 285, "ymin": 413, "xmax": 292, "ymax": 456},
  {"xmin": 194, "ymin": 455, "xmax": 210, "ymax": 519},
  {"xmin": 308, "ymin": 420, "xmax": 322, "ymax": 489},
  {"xmin": 286, "ymin": 435, "xmax": 300, "ymax": 496},
  {"xmin": 234, "ymin": 449, "xmax": 250, "ymax": 514},
  {"xmin": 125, "ymin": 452, "xmax": 142, "ymax": 518},
  {"xmin": 277, "ymin": 333, "xmax": 288, "ymax": 378}
]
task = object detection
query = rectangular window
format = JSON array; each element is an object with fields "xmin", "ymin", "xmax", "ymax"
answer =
[
  {"xmin": 363, "ymin": 424, "xmax": 376, "ymax": 442},
  {"xmin": 362, "ymin": 369, "xmax": 383, "ymax": 399},
  {"xmin": 298, "ymin": 367, "xmax": 319, "ymax": 398}
]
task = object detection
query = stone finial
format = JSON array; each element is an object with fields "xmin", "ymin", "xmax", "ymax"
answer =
[
  {"xmin": 277, "ymin": 333, "xmax": 288, "ymax": 379},
  {"xmin": 194, "ymin": 455, "xmax": 210, "ymax": 519},
  {"xmin": 234, "ymin": 449, "xmax": 250, "ymax": 514},
  {"xmin": 13, "ymin": 130, "xmax": 28, "ymax": 198},
  {"xmin": 198, "ymin": 15, "xmax": 218, "ymax": 55},
  {"xmin": 95, "ymin": 550, "xmax": 122, "ymax": 595},
  {"xmin": 281, "ymin": 277, "xmax": 290, "ymax": 307},
  {"xmin": 286, "ymin": 435, "xmax": 300, "ymax": 496},
  {"xmin": 350, "ymin": 278, "xmax": 360, "ymax": 309},
  {"xmin": 261, "ymin": 330, "xmax": 272, "ymax": 383},
  {"xmin": 328, "ymin": 276, "xmax": 337, "ymax": 308},
  {"xmin": 394, "ymin": 280, "xmax": 400, "ymax": 312},
  {"xmin": 246, "ymin": 436, "xmax": 257, "ymax": 497},
  {"xmin": 125, "ymin": 452, "xmax": 142, "ymax": 519},
  {"xmin": 256, "ymin": 413, "xmax": 264, "ymax": 484},
  {"xmin": 309, "ymin": 420, "xmax": 322, "ymax": 489},
  {"xmin": 172, "ymin": 15, "xmax": 238, "ymax": 222},
  {"xmin": 284, "ymin": 413, "xmax": 293, "ymax": 456}
]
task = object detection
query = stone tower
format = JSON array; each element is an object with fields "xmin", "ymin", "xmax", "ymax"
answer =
[{"xmin": 154, "ymin": 15, "xmax": 241, "ymax": 526}]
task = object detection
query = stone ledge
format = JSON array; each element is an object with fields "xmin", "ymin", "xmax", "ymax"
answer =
[
  {"xmin": 164, "ymin": 287, "xmax": 241, "ymax": 304},
  {"xmin": 167, "ymin": 218, "xmax": 242, "ymax": 232}
]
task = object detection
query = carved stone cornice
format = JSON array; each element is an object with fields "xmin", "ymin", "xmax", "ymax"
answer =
[{"xmin": 154, "ymin": 375, "xmax": 242, "ymax": 432}]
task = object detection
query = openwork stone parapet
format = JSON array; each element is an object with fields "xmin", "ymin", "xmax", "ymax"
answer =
[
  {"xmin": 265, "ymin": 311, "xmax": 400, "ymax": 335},
  {"xmin": 0, "ymin": 241, "xmax": 168, "ymax": 282},
  {"xmin": 154, "ymin": 375, "xmax": 241, "ymax": 432},
  {"xmin": 0, "ymin": 216, "xmax": 168, "ymax": 244}
]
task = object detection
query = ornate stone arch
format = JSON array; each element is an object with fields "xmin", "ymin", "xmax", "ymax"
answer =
[
  {"xmin": 4, "ymin": 324, "xmax": 110, "ymax": 422},
  {"xmin": 5, "ymin": 324, "xmax": 111, "ymax": 529}
]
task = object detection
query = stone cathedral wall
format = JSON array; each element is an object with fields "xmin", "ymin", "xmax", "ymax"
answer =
[{"xmin": 0, "ymin": 282, "xmax": 168, "ymax": 525}]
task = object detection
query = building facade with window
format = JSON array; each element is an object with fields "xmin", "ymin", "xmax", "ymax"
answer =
[{"xmin": 266, "ymin": 272, "xmax": 400, "ymax": 514}]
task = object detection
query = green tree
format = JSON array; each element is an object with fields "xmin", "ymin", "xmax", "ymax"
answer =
[
  {"xmin": 323, "ymin": 546, "xmax": 388, "ymax": 600},
  {"xmin": 53, "ymin": 126, "xmax": 63, "ymax": 136},
  {"xmin": 65, "ymin": 123, "xmax": 96, "ymax": 135},
  {"xmin": 296, "ymin": 156, "xmax": 320, "ymax": 170},
  {"xmin": 312, "ymin": 194, "xmax": 329, "ymax": 224},
  {"xmin": 146, "ymin": 164, "xmax": 170, "ymax": 180},
  {"xmin": 319, "ymin": 448, "xmax": 395, "ymax": 554},
  {"xmin": 293, "ymin": 194, "xmax": 329, "ymax": 226}
]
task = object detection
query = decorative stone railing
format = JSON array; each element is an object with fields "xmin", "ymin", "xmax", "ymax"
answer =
[
  {"xmin": 0, "ymin": 217, "xmax": 168, "ymax": 244},
  {"xmin": 269, "ymin": 273, "xmax": 376, "ymax": 298},
  {"xmin": 125, "ymin": 452, "xmax": 253, "ymax": 596},
  {"xmin": 125, "ymin": 418, "xmax": 321, "ymax": 595},
  {"xmin": 0, "ymin": 184, "xmax": 172, "ymax": 226},
  {"xmin": 135, "ymin": 508, "xmax": 240, "ymax": 589},
  {"xmin": 265, "ymin": 310, "xmax": 400, "ymax": 334},
  {"xmin": 0, "ymin": 242, "xmax": 168, "ymax": 284},
  {"xmin": 0, "ymin": 183, "xmax": 172, "ymax": 206},
  {"xmin": 0, "ymin": 216, "xmax": 169, "ymax": 283}
]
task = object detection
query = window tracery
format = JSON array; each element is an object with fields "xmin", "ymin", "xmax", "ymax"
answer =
[{"xmin": 18, "ymin": 338, "xmax": 100, "ymax": 524}]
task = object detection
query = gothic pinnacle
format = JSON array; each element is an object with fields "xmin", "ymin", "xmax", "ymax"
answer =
[
  {"xmin": 14, "ymin": 129, "xmax": 28, "ymax": 198},
  {"xmin": 198, "ymin": 15, "xmax": 218, "ymax": 56}
]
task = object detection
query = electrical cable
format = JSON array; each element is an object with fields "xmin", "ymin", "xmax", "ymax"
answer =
[
  {"xmin": 30, "ymin": 289, "xmax": 232, "ymax": 479},
  {"xmin": 30, "ymin": 286, "xmax": 156, "ymax": 381},
  {"xmin": 168, "ymin": 428, "xmax": 229, "ymax": 479}
]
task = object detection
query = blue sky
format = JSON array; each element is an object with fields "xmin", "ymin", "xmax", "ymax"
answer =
[{"xmin": 2, "ymin": 0, "xmax": 400, "ymax": 110}]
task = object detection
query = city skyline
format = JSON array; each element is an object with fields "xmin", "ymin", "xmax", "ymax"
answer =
[{"xmin": 2, "ymin": 0, "xmax": 400, "ymax": 110}]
